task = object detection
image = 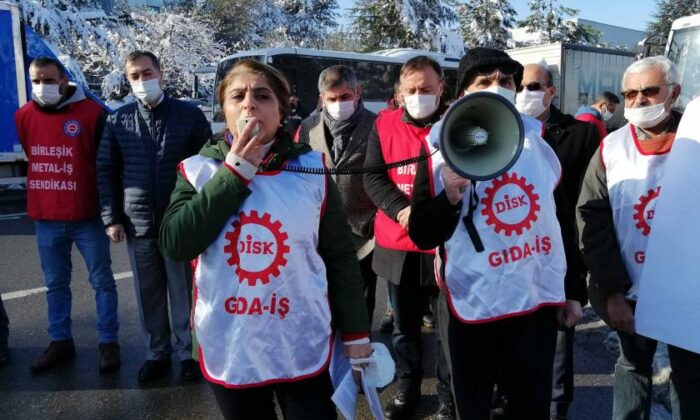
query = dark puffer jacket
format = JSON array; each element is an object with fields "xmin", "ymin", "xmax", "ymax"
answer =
[{"xmin": 97, "ymin": 96, "xmax": 211, "ymax": 238}]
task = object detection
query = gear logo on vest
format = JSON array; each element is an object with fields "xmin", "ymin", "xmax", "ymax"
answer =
[
  {"xmin": 633, "ymin": 186, "xmax": 660, "ymax": 236},
  {"xmin": 481, "ymin": 172, "xmax": 540, "ymax": 236},
  {"xmin": 223, "ymin": 210, "xmax": 290, "ymax": 286},
  {"xmin": 63, "ymin": 120, "xmax": 81, "ymax": 137}
]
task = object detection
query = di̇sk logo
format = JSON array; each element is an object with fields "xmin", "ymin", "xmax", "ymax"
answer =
[
  {"xmin": 223, "ymin": 210, "xmax": 290, "ymax": 286},
  {"xmin": 633, "ymin": 186, "xmax": 660, "ymax": 236},
  {"xmin": 63, "ymin": 120, "xmax": 81, "ymax": 137},
  {"xmin": 481, "ymin": 172, "xmax": 540, "ymax": 236}
]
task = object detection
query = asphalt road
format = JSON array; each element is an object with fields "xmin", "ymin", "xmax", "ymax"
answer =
[{"xmin": 0, "ymin": 194, "xmax": 617, "ymax": 419}]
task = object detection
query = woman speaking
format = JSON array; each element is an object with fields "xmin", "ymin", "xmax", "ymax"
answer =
[{"xmin": 160, "ymin": 60, "xmax": 371, "ymax": 419}]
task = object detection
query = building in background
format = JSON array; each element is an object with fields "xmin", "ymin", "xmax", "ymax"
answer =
[{"xmin": 512, "ymin": 19, "xmax": 645, "ymax": 52}]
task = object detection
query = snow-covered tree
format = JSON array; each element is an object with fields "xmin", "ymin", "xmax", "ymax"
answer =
[
  {"xmin": 321, "ymin": 25, "xmax": 364, "ymax": 52},
  {"xmin": 113, "ymin": 9, "xmax": 226, "ymax": 98},
  {"xmin": 648, "ymin": 0, "xmax": 700, "ymax": 37},
  {"xmin": 518, "ymin": 0, "xmax": 600, "ymax": 45},
  {"xmin": 350, "ymin": 0, "xmax": 458, "ymax": 52},
  {"xmin": 457, "ymin": 0, "xmax": 516, "ymax": 49},
  {"xmin": 201, "ymin": 0, "xmax": 282, "ymax": 49},
  {"xmin": 413, "ymin": 0, "xmax": 459, "ymax": 51},
  {"xmin": 275, "ymin": 0, "xmax": 339, "ymax": 48},
  {"xmin": 12, "ymin": 0, "xmax": 225, "ymax": 100}
]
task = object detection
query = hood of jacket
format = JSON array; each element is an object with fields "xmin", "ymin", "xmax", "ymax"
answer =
[{"xmin": 575, "ymin": 104, "xmax": 601, "ymax": 120}]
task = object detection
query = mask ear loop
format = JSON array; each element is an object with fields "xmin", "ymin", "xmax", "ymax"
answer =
[{"xmin": 665, "ymin": 86, "xmax": 677, "ymax": 107}]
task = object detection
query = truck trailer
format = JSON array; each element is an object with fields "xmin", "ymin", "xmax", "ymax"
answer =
[
  {"xmin": 0, "ymin": 1, "xmax": 107, "ymax": 184},
  {"xmin": 506, "ymin": 42, "xmax": 636, "ymax": 127},
  {"xmin": 0, "ymin": 1, "xmax": 27, "ymax": 182}
]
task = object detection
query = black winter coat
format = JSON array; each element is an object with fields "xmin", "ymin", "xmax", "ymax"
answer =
[{"xmin": 97, "ymin": 96, "xmax": 211, "ymax": 238}]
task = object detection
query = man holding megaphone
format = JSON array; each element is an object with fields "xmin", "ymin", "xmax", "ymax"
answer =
[
  {"xmin": 364, "ymin": 56, "xmax": 455, "ymax": 420},
  {"xmin": 408, "ymin": 48, "xmax": 584, "ymax": 420}
]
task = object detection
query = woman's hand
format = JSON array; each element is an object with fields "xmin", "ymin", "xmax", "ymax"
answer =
[
  {"xmin": 344, "ymin": 341, "xmax": 373, "ymax": 385},
  {"xmin": 229, "ymin": 117, "xmax": 267, "ymax": 168}
]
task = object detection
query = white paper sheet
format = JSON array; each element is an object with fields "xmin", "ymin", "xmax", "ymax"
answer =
[
  {"xmin": 360, "ymin": 369, "xmax": 385, "ymax": 420},
  {"xmin": 635, "ymin": 97, "xmax": 700, "ymax": 354},
  {"xmin": 332, "ymin": 370, "xmax": 358, "ymax": 420}
]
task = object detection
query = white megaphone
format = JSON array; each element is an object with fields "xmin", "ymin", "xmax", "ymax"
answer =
[{"xmin": 438, "ymin": 91, "xmax": 524, "ymax": 180}]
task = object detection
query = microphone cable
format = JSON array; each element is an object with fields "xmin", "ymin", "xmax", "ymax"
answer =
[{"xmin": 273, "ymin": 149, "xmax": 439, "ymax": 175}]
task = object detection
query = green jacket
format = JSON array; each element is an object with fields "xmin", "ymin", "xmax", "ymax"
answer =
[{"xmin": 160, "ymin": 136, "xmax": 370, "ymax": 353}]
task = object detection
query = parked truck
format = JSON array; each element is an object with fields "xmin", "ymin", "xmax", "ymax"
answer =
[
  {"xmin": 506, "ymin": 42, "xmax": 636, "ymax": 127},
  {"xmin": 0, "ymin": 2, "xmax": 27, "ymax": 181},
  {"xmin": 0, "ymin": 1, "xmax": 106, "ymax": 184}
]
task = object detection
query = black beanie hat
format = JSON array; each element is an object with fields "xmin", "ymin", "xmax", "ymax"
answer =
[{"xmin": 456, "ymin": 47, "xmax": 524, "ymax": 95}]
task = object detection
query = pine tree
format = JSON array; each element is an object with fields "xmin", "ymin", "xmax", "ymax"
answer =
[
  {"xmin": 412, "ymin": 0, "xmax": 459, "ymax": 51},
  {"xmin": 202, "ymin": 0, "xmax": 283, "ymax": 49},
  {"xmin": 648, "ymin": 0, "xmax": 700, "ymax": 37},
  {"xmin": 13, "ymin": 0, "xmax": 224, "ymax": 100},
  {"xmin": 350, "ymin": 0, "xmax": 458, "ymax": 52},
  {"xmin": 457, "ymin": 0, "xmax": 516, "ymax": 49},
  {"xmin": 276, "ymin": 0, "xmax": 339, "ymax": 48},
  {"xmin": 518, "ymin": 0, "xmax": 600, "ymax": 45}
]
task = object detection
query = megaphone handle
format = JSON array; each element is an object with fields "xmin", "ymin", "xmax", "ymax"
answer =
[{"xmin": 462, "ymin": 184, "xmax": 485, "ymax": 253}]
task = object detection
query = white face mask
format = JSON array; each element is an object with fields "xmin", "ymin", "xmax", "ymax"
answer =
[
  {"xmin": 516, "ymin": 89, "xmax": 548, "ymax": 117},
  {"xmin": 131, "ymin": 78, "xmax": 163, "ymax": 104},
  {"xmin": 32, "ymin": 83, "xmax": 63, "ymax": 106},
  {"xmin": 466, "ymin": 85, "xmax": 516, "ymax": 105},
  {"xmin": 624, "ymin": 93, "xmax": 672, "ymax": 129},
  {"xmin": 404, "ymin": 94, "xmax": 439, "ymax": 120},
  {"xmin": 326, "ymin": 100, "xmax": 356, "ymax": 121},
  {"xmin": 603, "ymin": 108, "xmax": 615, "ymax": 121}
]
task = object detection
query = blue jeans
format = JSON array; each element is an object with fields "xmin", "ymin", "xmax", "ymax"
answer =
[
  {"xmin": 0, "ymin": 297, "xmax": 8, "ymax": 340},
  {"xmin": 35, "ymin": 219, "xmax": 118, "ymax": 343}
]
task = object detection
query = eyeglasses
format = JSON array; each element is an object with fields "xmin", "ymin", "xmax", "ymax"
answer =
[
  {"xmin": 517, "ymin": 82, "xmax": 548, "ymax": 93},
  {"xmin": 620, "ymin": 85, "xmax": 671, "ymax": 101},
  {"xmin": 475, "ymin": 64, "xmax": 518, "ymax": 77}
]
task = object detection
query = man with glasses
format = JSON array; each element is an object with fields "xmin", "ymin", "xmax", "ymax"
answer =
[
  {"xmin": 516, "ymin": 62, "xmax": 599, "ymax": 420},
  {"xmin": 408, "ymin": 48, "xmax": 584, "ymax": 419},
  {"xmin": 579, "ymin": 56, "xmax": 700, "ymax": 419}
]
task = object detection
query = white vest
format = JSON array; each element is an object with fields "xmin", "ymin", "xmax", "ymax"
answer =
[
  {"xmin": 602, "ymin": 124, "xmax": 670, "ymax": 300},
  {"xmin": 428, "ymin": 115, "xmax": 566, "ymax": 322},
  {"xmin": 182, "ymin": 151, "xmax": 332, "ymax": 387}
]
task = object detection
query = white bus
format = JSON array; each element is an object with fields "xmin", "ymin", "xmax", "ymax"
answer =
[
  {"xmin": 209, "ymin": 47, "xmax": 461, "ymax": 134},
  {"xmin": 665, "ymin": 13, "xmax": 700, "ymax": 110}
]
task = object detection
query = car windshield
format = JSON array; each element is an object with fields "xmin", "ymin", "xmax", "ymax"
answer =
[{"xmin": 668, "ymin": 26, "xmax": 700, "ymax": 111}]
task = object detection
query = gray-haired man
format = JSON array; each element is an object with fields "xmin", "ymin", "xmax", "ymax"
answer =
[
  {"xmin": 295, "ymin": 65, "xmax": 378, "ymax": 322},
  {"xmin": 579, "ymin": 56, "xmax": 700, "ymax": 419}
]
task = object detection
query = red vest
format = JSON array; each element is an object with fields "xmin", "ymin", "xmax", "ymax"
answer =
[
  {"xmin": 575, "ymin": 112, "xmax": 608, "ymax": 140},
  {"xmin": 15, "ymin": 98, "xmax": 103, "ymax": 221},
  {"xmin": 374, "ymin": 108, "xmax": 435, "ymax": 253}
]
